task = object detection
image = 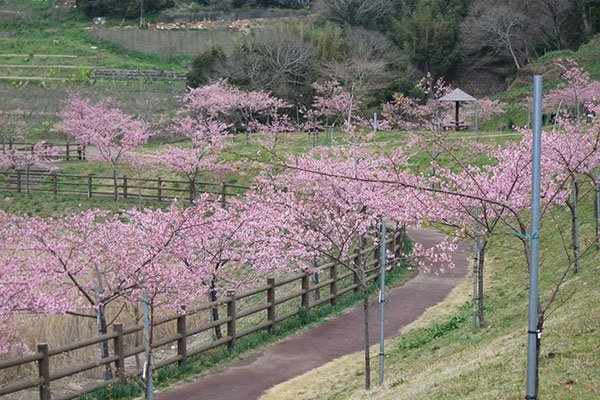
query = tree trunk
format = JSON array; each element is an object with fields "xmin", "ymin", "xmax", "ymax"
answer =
[
  {"xmin": 506, "ymin": 30, "xmax": 521, "ymax": 69},
  {"xmin": 472, "ymin": 230, "xmax": 480, "ymax": 333},
  {"xmin": 113, "ymin": 165, "xmax": 119, "ymax": 202},
  {"xmin": 362, "ymin": 282, "xmax": 371, "ymax": 390},
  {"xmin": 144, "ymin": 306, "xmax": 154, "ymax": 400},
  {"xmin": 134, "ymin": 306, "xmax": 142, "ymax": 369},
  {"xmin": 535, "ymin": 312, "xmax": 544, "ymax": 398},
  {"xmin": 97, "ymin": 304, "xmax": 113, "ymax": 380},
  {"xmin": 210, "ymin": 280, "xmax": 222, "ymax": 340},
  {"xmin": 94, "ymin": 266, "xmax": 113, "ymax": 380},
  {"xmin": 26, "ymin": 164, "xmax": 31, "ymax": 198},
  {"xmin": 190, "ymin": 176, "xmax": 197, "ymax": 203},
  {"xmin": 478, "ymin": 239, "xmax": 487, "ymax": 329},
  {"xmin": 595, "ymin": 170, "xmax": 599, "ymax": 252},
  {"xmin": 571, "ymin": 181, "xmax": 580, "ymax": 273},
  {"xmin": 580, "ymin": 0, "xmax": 591, "ymax": 35}
]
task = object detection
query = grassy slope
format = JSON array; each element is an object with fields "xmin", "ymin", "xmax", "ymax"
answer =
[
  {"xmin": 260, "ymin": 187, "xmax": 600, "ymax": 400},
  {"xmin": 491, "ymin": 34, "xmax": 600, "ymax": 129},
  {"xmin": 0, "ymin": 129, "xmax": 515, "ymax": 217}
]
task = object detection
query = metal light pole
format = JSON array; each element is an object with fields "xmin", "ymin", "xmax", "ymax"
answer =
[
  {"xmin": 525, "ymin": 75, "xmax": 543, "ymax": 400},
  {"xmin": 378, "ymin": 219, "xmax": 387, "ymax": 385}
]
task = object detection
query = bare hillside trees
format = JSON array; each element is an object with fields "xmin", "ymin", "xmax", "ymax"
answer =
[
  {"xmin": 462, "ymin": 1, "xmax": 534, "ymax": 70},
  {"xmin": 323, "ymin": 28, "xmax": 412, "ymax": 98},
  {"xmin": 314, "ymin": 0, "xmax": 393, "ymax": 28},
  {"xmin": 224, "ymin": 30, "xmax": 314, "ymax": 103}
]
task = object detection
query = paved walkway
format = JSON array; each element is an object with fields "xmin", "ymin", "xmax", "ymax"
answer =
[{"xmin": 157, "ymin": 228, "xmax": 471, "ymax": 400}]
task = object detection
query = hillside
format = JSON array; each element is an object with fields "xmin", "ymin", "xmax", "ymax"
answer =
[{"xmin": 261, "ymin": 185, "xmax": 600, "ymax": 399}]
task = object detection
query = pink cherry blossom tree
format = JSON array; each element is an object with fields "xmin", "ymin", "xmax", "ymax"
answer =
[
  {"xmin": 14, "ymin": 209, "xmax": 138, "ymax": 378},
  {"xmin": 250, "ymin": 145, "xmax": 448, "ymax": 389},
  {"xmin": 170, "ymin": 195, "xmax": 290, "ymax": 339},
  {"xmin": 59, "ymin": 96, "xmax": 153, "ymax": 201},
  {"xmin": 311, "ymin": 81, "xmax": 359, "ymax": 137},
  {"xmin": 156, "ymin": 114, "xmax": 230, "ymax": 201},
  {"xmin": 95, "ymin": 203, "xmax": 210, "ymax": 396},
  {"xmin": 547, "ymin": 57, "xmax": 600, "ymax": 117},
  {"xmin": 251, "ymin": 112, "xmax": 296, "ymax": 154},
  {"xmin": 532, "ymin": 106, "xmax": 600, "ymax": 273},
  {"xmin": 461, "ymin": 97, "xmax": 507, "ymax": 129},
  {"xmin": 0, "ymin": 211, "xmax": 75, "ymax": 354},
  {"xmin": 381, "ymin": 93, "xmax": 421, "ymax": 131},
  {"xmin": 181, "ymin": 79, "xmax": 288, "ymax": 144}
]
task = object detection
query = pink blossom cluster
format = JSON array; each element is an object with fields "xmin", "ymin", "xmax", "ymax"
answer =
[{"xmin": 547, "ymin": 58, "xmax": 600, "ymax": 113}]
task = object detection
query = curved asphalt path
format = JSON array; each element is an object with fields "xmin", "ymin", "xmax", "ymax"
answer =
[{"xmin": 157, "ymin": 228, "xmax": 470, "ymax": 400}]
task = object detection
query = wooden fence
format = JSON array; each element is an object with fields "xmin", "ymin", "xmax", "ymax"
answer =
[
  {"xmin": 3, "ymin": 142, "xmax": 87, "ymax": 161},
  {"xmin": 0, "ymin": 170, "xmax": 249, "ymax": 203},
  {"xmin": 0, "ymin": 228, "xmax": 407, "ymax": 400}
]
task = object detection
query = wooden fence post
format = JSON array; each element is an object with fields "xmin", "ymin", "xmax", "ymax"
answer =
[
  {"xmin": 16, "ymin": 170, "xmax": 21, "ymax": 193},
  {"xmin": 267, "ymin": 278, "xmax": 276, "ymax": 332},
  {"xmin": 330, "ymin": 264, "xmax": 338, "ymax": 306},
  {"xmin": 353, "ymin": 248, "xmax": 361, "ymax": 293},
  {"xmin": 52, "ymin": 172, "xmax": 58, "ymax": 198},
  {"xmin": 157, "ymin": 177, "xmax": 162, "ymax": 202},
  {"xmin": 301, "ymin": 272, "xmax": 310, "ymax": 308},
  {"xmin": 113, "ymin": 323, "xmax": 125, "ymax": 383},
  {"xmin": 226, "ymin": 291, "xmax": 236, "ymax": 349},
  {"xmin": 38, "ymin": 343, "xmax": 50, "ymax": 400},
  {"xmin": 123, "ymin": 175, "xmax": 128, "ymax": 199},
  {"xmin": 220, "ymin": 181, "xmax": 226, "ymax": 207},
  {"xmin": 66, "ymin": 143, "xmax": 70, "ymax": 161},
  {"xmin": 87, "ymin": 174, "xmax": 92, "ymax": 198},
  {"xmin": 177, "ymin": 306, "xmax": 187, "ymax": 365}
]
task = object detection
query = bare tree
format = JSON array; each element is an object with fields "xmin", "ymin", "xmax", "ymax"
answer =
[
  {"xmin": 525, "ymin": 0, "xmax": 570, "ymax": 49},
  {"xmin": 224, "ymin": 29, "xmax": 314, "ymax": 103},
  {"xmin": 323, "ymin": 28, "xmax": 412, "ymax": 98},
  {"xmin": 314, "ymin": 0, "xmax": 393, "ymax": 27},
  {"xmin": 462, "ymin": 0, "xmax": 536, "ymax": 70}
]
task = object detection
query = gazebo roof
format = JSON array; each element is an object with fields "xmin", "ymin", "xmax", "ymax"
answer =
[{"xmin": 439, "ymin": 88, "xmax": 477, "ymax": 102}]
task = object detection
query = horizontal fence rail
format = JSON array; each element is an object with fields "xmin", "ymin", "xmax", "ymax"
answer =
[
  {"xmin": 2, "ymin": 142, "xmax": 87, "ymax": 161},
  {"xmin": 0, "ymin": 227, "xmax": 407, "ymax": 400},
  {"xmin": 0, "ymin": 170, "xmax": 250, "ymax": 203}
]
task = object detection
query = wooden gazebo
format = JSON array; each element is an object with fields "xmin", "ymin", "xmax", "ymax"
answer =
[{"xmin": 439, "ymin": 88, "xmax": 477, "ymax": 131}]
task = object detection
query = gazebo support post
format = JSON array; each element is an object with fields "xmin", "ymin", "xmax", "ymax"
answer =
[{"xmin": 455, "ymin": 101, "xmax": 460, "ymax": 131}]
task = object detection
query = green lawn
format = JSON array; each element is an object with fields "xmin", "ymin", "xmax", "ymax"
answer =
[{"xmin": 0, "ymin": 128, "xmax": 520, "ymax": 216}]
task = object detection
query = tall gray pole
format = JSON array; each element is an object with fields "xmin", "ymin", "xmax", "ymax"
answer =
[
  {"xmin": 472, "ymin": 206, "xmax": 479, "ymax": 333},
  {"xmin": 526, "ymin": 75, "xmax": 543, "ymax": 400},
  {"xmin": 379, "ymin": 220, "xmax": 387, "ymax": 385},
  {"xmin": 373, "ymin": 112, "xmax": 378, "ymax": 132},
  {"xmin": 143, "ymin": 289, "xmax": 154, "ymax": 400}
]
